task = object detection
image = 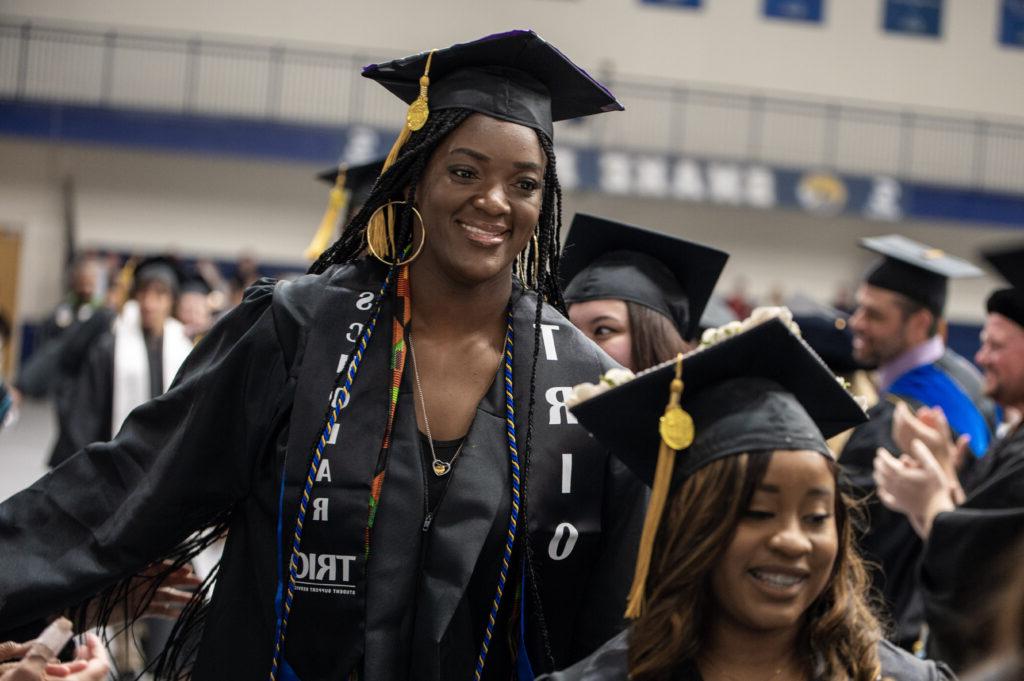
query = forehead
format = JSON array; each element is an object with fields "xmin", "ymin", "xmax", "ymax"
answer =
[
  {"xmin": 856, "ymin": 283, "xmax": 901, "ymax": 311},
  {"xmin": 136, "ymin": 279, "xmax": 174, "ymax": 296},
  {"xmin": 568, "ymin": 298, "xmax": 629, "ymax": 322},
  {"xmin": 434, "ymin": 113, "xmax": 546, "ymax": 166},
  {"xmin": 986, "ymin": 313, "xmax": 1024, "ymax": 342},
  {"xmin": 760, "ymin": 450, "xmax": 836, "ymax": 492}
]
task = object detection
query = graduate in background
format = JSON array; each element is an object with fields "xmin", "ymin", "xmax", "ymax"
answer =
[
  {"xmin": 13, "ymin": 255, "xmax": 116, "ymax": 467},
  {"xmin": 561, "ymin": 213, "xmax": 728, "ymax": 372},
  {"xmin": 0, "ymin": 31, "xmax": 646, "ymax": 680},
  {"xmin": 546, "ymin": 312, "xmax": 951, "ymax": 680},
  {"xmin": 874, "ymin": 244, "xmax": 1024, "ymax": 672},
  {"xmin": 175, "ymin": 273, "xmax": 215, "ymax": 343},
  {"xmin": 65, "ymin": 256, "xmax": 193, "ymax": 454},
  {"xmin": 306, "ymin": 158, "xmax": 386, "ymax": 262},
  {"xmin": 840, "ymin": 234, "xmax": 996, "ymax": 651}
]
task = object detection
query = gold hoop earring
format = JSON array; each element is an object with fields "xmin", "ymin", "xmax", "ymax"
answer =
[
  {"xmin": 531, "ymin": 231, "xmax": 540, "ymax": 286},
  {"xmin": 366, "ymin": 201, "xmax": 426, "ymax": 267}
]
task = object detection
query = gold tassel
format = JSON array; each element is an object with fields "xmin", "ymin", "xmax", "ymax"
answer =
[
  {"xmin": 110, "ymin": 257, "xmax": 138, "ymax": 312},
  {"xmin": 305, "ymin": 168, "xmax": 348, "ymax": 261},
  {"xmin": 367, "ymin": 50, "xmax": 435, "ymax": 260},
  {"xmin": 624, "ymin": 354, "xmax": 694, "ymax": 619}
]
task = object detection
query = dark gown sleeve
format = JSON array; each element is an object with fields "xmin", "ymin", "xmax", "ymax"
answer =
[
  {"xmin": 840, "ymin": 399, "xmax": 927, "ymax": 649},
  {"xmin": 538, "ymin": 629, "xmax": 631, "ymax": 681},
  {"xmin": 0, "ymin": 282, "xmax": 289, "ymax": 629},
  {"xmin": 63, "ymin": 332, "xmax": 115, "ymax": 453},
  {"xmin": 920, "ymin": 472, "xmax": 1024, "ymax": 671},
  {"xmin": 877, "ymin": 639, "xmax": 957, "ymax": 680},
  {"xmin": 570, "ymin": 451, "xmax": 647, "ymax": 660}
]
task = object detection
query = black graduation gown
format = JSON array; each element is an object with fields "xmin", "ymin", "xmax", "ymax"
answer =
[
  {"xmin": 0, "ymin": 258, "xmax": 646, "ymax": 681},
  {"xmin": 839, "ymin": 349, "xmax": 994, "ymax": 649},
  {"xmin": 15, "ymin": 305, "xmax": 115, "ymax": 467},
  {"xmin": 537, "ymin": 629, "xmax": 956, "ymax": 681},
  {"xmin": 920, "ymin": 424, "xmax": 1024, "ymax": 672}
]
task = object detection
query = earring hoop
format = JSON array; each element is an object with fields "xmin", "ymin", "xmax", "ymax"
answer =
[{"xmin": 366, "ymin": 201, "xmax": 427, "ymax": 267}]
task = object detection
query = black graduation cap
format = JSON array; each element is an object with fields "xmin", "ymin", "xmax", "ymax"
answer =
[
  {"xmin": 983, "ymin": 244, "xmax": 1024, "ymax": 328},
  {"xmin": 785, "ymin": 295, "xmax": 861, "ymax": 375},
  {"xmin": 984, "ymin": 244, "xmax": 1024, "ymax": 291},
  {"xmin": 561, "ymin": 214, "xmax": 729, "ymax": 339},
  {"xmin": 317, "ymin": 158, "xmax": 386, "ymax": 209},
  {"xmin": 571, "ymin": 318, "xmax": 867, "ymax": 490},
  {"xmin": 570, "ymin": 316, "xmax": 866, "ymax": 618},
  {"xmin": 179, "ymin": 273, "xmax": 212, "ymax": 296},
  {"xmin": 361, "ymin": 30, "xmax": 623, "ymax": 139},
  {"xmin": 861, "ymin": 234, "xmax": 983, "ymax": 316},
  {"xmin": 133, "ymin": 256, "xmax": 182, "ymax": 294}
]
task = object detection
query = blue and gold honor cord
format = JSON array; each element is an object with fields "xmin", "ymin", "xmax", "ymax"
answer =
[
  {"xmin": 269, "ymin": 269, "xmax": 521, "ymax": 681},
  {"xmin": 269, "ymin": 267, "xmax": 396, "ymax": 681},
  {"xmin": 474, "ymin": 312, "xmax": 520, "ymax": 681}
]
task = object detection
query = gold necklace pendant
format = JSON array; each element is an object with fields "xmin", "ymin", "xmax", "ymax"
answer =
[{"xmin": 432, "ymin": 460, "xmax": 451, "ymax": 476}]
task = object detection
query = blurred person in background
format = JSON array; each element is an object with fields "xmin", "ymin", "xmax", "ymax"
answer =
[
  {"xmin": 0, "ymin": 310, "xmax": 14, "ymax": 430},
  {"xmin": 306, "ymin": 158, "xmax": 387, "ymax": 261},
  {"xmin": 562, "ymin": 214, "xmax": 727, "ymax": 372},
  {"xmin": 0, "ymin": 32, "xmax": 646, "ymax": 681},
  {"xmin": 874, "ymin": 244, "xmax": 1024, "ymax": 672},
  {"xmin": 725, "ymin": 275, "xmax": 753, "ymax": 320},
  {"xmin": 12, "ymin": 255, "xmax": 117, "ymax": 466},
  {"xmin": 175, "ymin": 274, "xmax": 214, "ymax": 343},
  {"xmin": 839, "ymin": 235, "xmax": 996, "ymax": 652},
  {"xmin": 13, "ymin": 254, "xmax": 103, "ymax": 398},
  {"xmin": 65, "ymin": 256, "xmax": 192, "ymax": 453},
  {"xmin": 784, "ymin": 296, "xmax": 875, "ymax": 454}
]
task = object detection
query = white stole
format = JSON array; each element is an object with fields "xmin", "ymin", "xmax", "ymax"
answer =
[{"xmin": 111, "ymin": 300, "xmax": 193, "ymax": 437}]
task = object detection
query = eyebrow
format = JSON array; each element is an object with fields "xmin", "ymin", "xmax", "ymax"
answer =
[
  {"xmin": 757, "ymin": 484, "xmax": 834, "ymax": 498},
  {"xmin": 450, "ymin": 147, "xmax": 544, "ymax": 172}
]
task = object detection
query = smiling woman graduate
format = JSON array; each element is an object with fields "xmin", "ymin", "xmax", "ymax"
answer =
[
  {"xmin": 545, "ymin": 316, "xmax": 954, "ymax": 681},
  {"xmin": 0, "ymin": 31, "xmax": 646, "ymax": 681}
]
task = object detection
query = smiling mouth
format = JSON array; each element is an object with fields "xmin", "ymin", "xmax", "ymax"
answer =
[
  {"xmin": 458, "ymin": 220, "xmax": 509, "ymax": 246},
  {"xmin": 748, "ymin": 569, "xmax": 809, "ymax": 591}
]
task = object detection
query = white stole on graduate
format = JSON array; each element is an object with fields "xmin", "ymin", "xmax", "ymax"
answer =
[{"xmin": 111, "ymin": 301, "xmax": 193, "ymax": 437}]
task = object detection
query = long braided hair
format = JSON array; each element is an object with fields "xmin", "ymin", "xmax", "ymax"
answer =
[{"xmin": 311, "ymin": 107, "xmax": 566, "ymax": 671}]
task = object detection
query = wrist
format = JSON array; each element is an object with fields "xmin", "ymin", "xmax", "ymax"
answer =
[{"xmin": 920, "ymin": 494, "xmax": 955, "ymax": 539}]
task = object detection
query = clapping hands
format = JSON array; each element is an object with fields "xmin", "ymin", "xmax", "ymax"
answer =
[{"xmin": 874, "ymin": 402, "xmax": 970, "ymax": 539}]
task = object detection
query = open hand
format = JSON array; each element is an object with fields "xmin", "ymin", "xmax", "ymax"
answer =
[{"xmin": 874, "ymin": 441, "xmax": 956, "ymax": 539}]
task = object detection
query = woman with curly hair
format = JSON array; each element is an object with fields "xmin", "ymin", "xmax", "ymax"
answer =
[{"xmin": 549, "ymin": 315, "xmax": 955, "ymax": 680}]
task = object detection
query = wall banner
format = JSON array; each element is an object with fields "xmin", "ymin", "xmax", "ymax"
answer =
[
  {"xmin": 764, "ymin": 0, "xmax": 825, "ymax": 23},
  {"xmin": 883, "ymin": 0, "xmax": 943, "ymax": 38},
  {"xmin": 1, "ymin": 99, "xmax": 1021, "ymax": 230},
  {"xmin": 1000, "ymin": 0, "xmax": 1024, "ymax": 47}
]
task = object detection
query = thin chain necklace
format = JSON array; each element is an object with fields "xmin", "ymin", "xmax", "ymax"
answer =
[{"xmin": 408, "ymin": 330, "xmax": 464, "ymax": 476}]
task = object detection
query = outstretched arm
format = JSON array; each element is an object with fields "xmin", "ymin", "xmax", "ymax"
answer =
[{"xmin": 0, "ymin": 283, "xmax": 288, "ymax": 628}]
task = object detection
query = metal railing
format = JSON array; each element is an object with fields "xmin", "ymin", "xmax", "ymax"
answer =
[{"xmin": 2, "ymin": 18, "xmax": 1023, "ymax": 194}]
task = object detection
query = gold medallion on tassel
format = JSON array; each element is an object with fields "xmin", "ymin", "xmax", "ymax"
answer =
[
  {"xmin": 406, "ymin": 73, "xmax": 431, "ymax": 131},
  {"xmin": 660, "ymin": 405, "xmax": 694, "ymax": 450}
]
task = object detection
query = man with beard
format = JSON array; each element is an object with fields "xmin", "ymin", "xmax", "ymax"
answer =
[
  {"xmin": 874, "ymin": 243, "xmax": 1024, "ymax": 671},
  {"xmin": 840, "ymin": 234, "xmax": 996, "ymax": 651}
]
